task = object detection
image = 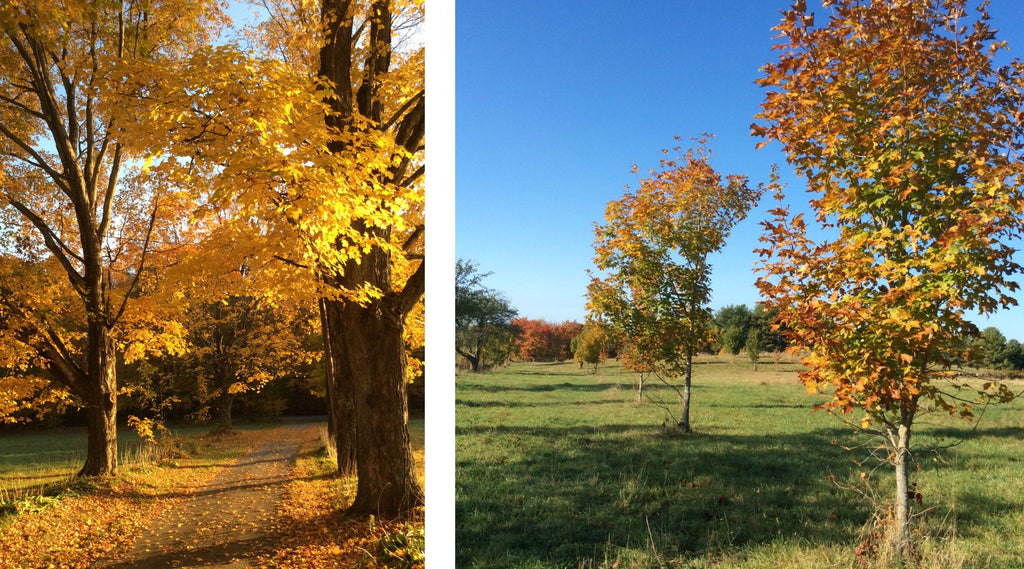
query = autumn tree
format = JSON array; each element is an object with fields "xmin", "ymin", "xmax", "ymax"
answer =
[
  {"xmin": 110, "ymin": 0, "xmax": 426, "ymax": 516},
  {"xmin": 753, "ymin": 0, "xmax": 1024, "ymax": 558},
  {"xmin": 587, "ymin": 138, "xmax": 760, "ymax": 432},
  {"xmin": 455, "ymin": 259, "xmax": 518, "ymax": 371},
  {"xmin": 514, "ymin": 318, "xmax": 583, "ymax": 361},
  {"xmin": 186, "ymin": 293, "xmax": 317, "ymax": 431},
  {"xmin": 0, "ymin": 0, "xmax": 221, "ymax": 475},
  {"xmin": 571, "ymin": 321, "xmax": 608, "ymax": 373}
]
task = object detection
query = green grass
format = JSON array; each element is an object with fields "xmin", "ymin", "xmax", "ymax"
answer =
[
  {"xmin": 0, "ymin": 422, "xmax": 260, "ymax": 498},
  {"xmin": 455, "ymin": 356, "xmax": 1024, "ymax": 568}
]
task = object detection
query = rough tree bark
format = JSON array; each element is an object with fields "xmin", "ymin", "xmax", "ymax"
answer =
[
  {"xmin": 318, "ymin": 0, "xmax": 425, "ymax": 517},
  {"xmin": 78, "ymin": 325, "xmax": 119, "ymax": 476},
  {"xmin": 322, "ymin": 296, "xmax": 358, "ymax": 476}
]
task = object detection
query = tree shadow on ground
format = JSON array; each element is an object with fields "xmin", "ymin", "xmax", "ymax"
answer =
[
  {"xmin": 460, "ymin": 382, "xmax": 619, "ymax": 394},
  {"xmin": 456, "ymin": 399, "xmax": 626, "ymax": 409},
  {"xmin": 457, "ymin": 425, "xmax": 874, "ymax": 568},
  {"xmin": 100, "ymin": 511, "xmax": 364, "ymax": 568}
]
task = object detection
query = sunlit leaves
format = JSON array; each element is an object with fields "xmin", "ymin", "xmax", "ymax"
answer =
[
  {"xmin": 588, "ymin": 138, "xmax": 761, "ymax": 378},
  {"xmin": 754, "ymin": 0, "xmax": 1024, "ymax": 426}
]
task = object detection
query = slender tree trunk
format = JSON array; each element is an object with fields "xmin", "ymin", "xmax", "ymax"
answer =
[
  {"xmin": 324, "ymin": 297, "xmax": 358, "ymax": 476},
  {"xmin": 679, "ymin": 352, "xmax": 693, "ymax": 433},
  {"xmin": 892, "ymin": 409, "xmax": 915, "ymax": 560},
  {"xmin": 319, "ymin": 296, "xmax": 354, "ymax": 475},
  {"xmin": 637, "ymin": 373, "xmax": 644, "ymax": 402},
  {"xmin": 78, "ymin": 326, "xmax": 118, "ymax": 476},
  {"xmin": 318, "ymin": 298, "xmax": 336, "ymax": 441}
]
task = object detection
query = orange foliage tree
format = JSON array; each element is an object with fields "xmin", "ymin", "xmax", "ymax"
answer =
[
  {"xmin": 513, "ymin": 318, "xmax": 583, "ymax": 362},
  {"xmin": 753, "ymin": 0, "xmax": 1024, "ymax": 557},
  {"xmin": 0, "ymin": 0, "xmax": 221, "ymax": 476},
  {"xmin": 588, "ymin": 138, "xmax": 760, "ymax": 432}
]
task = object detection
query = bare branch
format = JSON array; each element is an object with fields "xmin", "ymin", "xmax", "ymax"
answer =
[{"xmin": 109, "ymin": 195, "xmax": 158, "ymax": 326}]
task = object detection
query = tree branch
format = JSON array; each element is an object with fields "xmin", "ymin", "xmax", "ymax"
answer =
[
  {"xmin": 0, "ymin": 122, "xmax": 69, "ymax": 188},
  {"xmin": 402, "ymin": 224, "xmax": 424, "ymax": 253},
  {"xmin": 109, "ymin": 195, "xmax": 158, "ymax": 326},
  {"xmin": 393, "ymin": 258, "xmax": 424, "ymax": 317},
  {"xmin": 4, "ymin": 194, "xmax": 87, "ymax": 294},
  {"xmin": 97, "ymin": 143, "xmax": 122, "ymax": 240}
]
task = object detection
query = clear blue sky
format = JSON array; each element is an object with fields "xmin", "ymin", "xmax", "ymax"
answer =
[{"xmin": 455, "ymin": 0, "xmax": 1024, "ymax": 342}]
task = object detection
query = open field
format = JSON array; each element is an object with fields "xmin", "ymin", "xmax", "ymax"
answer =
[{"xmin": 456, "ymin": 357, "xmax": 1024, "ymax": 568}]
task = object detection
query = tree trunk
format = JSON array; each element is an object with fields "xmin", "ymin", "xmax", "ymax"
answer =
[
  {"xmin": 78, "ymin": 327, "xmax": 118, "ymax": 476},
  {"xmin": 333, "ymin": 295, "xmax": 423, "ymax": 517},
  {"xmin": 318, "ymin": 298, "xmax": 336, "ymax": 442},
  {"xmin": 318, "ymin": 0, "xmax": 423, "ymax": 518},
  {"xmin": 891, "ymin": 410, "xmax": 915, "ymax": 560},
  {"xmin": 637, "ymin": 373, "xmax": 644, "ymax": 402},
  {"xmin": 218, "ymin": 391, "xmax": 234, "ymax": 431},
  {"xmin": 323, "ymin": 297, "xmax": 358, "ymax": 476},
  {"xmin": 679, "ymin": 352, "xmax": 693, "ymax": 433},
  {"xmin": 456, "ymin": 347, "xmax": 480, "ymax": 372}
]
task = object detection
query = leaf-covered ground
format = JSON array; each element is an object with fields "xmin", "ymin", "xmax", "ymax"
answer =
[{"xmin": 0, "ymin": 422, "xmax": 424, "ymax": 568}]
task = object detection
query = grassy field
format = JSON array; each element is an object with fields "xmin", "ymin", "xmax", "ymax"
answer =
[{"xmin": 455, "ymin": 356, "xmax": 1024, "ymax": 568}]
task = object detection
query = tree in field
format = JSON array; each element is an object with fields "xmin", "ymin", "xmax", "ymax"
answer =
[
  {"xmin": 0, "ymin": 0, "xmax": 221, "ymax": 476},
  {"xmin": 588, "ymin": 138, "xmax": 760, "ymax": 432},
  {"xmin": 515, "ymin": 318, "xmax": 583, "ymax": 361},
  {"xmin": 714, "ymin": 304, "xmax": 754, "ymax": 355},
  {"xmin": 571, "ymin": 321, "xmax": 608, "ymax": 373},
  {"xmin": 455, "ymin": 259, "xmax": 518, "ymax": 371},
  {"xmin": 745, "ymin": 327, "xmax": 765, "ymax": 371},
  {"xmin": 753, "ymin": 0, "xmax": 1024, "ymax": 557}
]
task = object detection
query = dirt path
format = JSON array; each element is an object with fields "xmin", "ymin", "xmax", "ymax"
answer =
[{"xmin": 103, "ymin": 423, "xmax": 318, "ymax": 568}]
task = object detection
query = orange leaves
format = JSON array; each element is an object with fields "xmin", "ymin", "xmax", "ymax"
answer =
[
  {"xmin": 754, "ymin": 0, "xmax": 1024, "ymax": 430},
  {"xmin": 589, "ymin": 138, "xmax": 761, "ymax": 375}
]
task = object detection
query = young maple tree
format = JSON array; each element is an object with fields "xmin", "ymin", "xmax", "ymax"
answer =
[
  {"xmin": 587, "ymin": 139, "xmax": 760, "ymax": 432},
  {"xmin": 0, "ymin": 0, "xmax": 222, "ymax": 476},
  {"xmin": 753, "ymin": 0, "xmax": 1024, "ymax": 557}
]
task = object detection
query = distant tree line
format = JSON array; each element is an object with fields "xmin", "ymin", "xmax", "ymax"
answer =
[{"xmin": 973, "ymin": 327, "xmax": 1024, "ymax": 371}]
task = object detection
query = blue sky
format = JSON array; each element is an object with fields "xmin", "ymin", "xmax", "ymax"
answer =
[{"xmin": 455, "ymin": 0, "xmax": 1024, "ymax": 342}]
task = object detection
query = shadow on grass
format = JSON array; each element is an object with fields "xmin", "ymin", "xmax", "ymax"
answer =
[
  {"xmin": 460, "ymin": 382, "xmax": 621, "ymax": 394},
  {"xmin": 456, "ymin": 424, "xmax": 871, "ymax": 568},
  {"xmin": 925, "ymin": 425, "xmax": 1024, "ymax": 441},
  {"xmin": 456, "ymin": 399, "xmax": 627, "ymax": 409}
]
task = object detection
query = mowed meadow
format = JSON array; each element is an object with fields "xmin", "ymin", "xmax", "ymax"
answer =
[{"xmin": 455, "ymin": 357, "xmax": 1024, "ymax": 568}]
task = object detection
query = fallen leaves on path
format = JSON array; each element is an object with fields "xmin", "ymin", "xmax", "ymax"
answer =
[{"xmin": 0, "ymin": 425, "xmax": 425, "ymax": 568}]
